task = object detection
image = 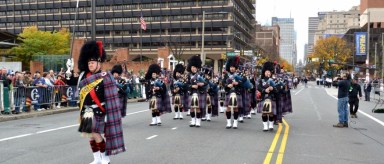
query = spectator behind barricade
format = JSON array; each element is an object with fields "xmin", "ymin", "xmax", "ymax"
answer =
[
  {"xmin": 54, "ymin": 75, "xmax": 66, "ymax": 108},
  {"xmin": 14, "ymin": 73, "xmax": 27, "ymax": 114},
  {"xmin": 49, "ymin": 69, "xmax": 57, "ymax": 82},
  {"xmin": 32, "ymin": 71, "xmax": 47, "ymax": 111},
  {"xmin": 363, "ymin": 80, "xmax": 372, "ymax": 101},
  {"xmin": 23, "ymin": 71, "xmax": 33, "ymax": 86},
  {"xmin": 43, "ymin": 72, "xmax": 54, "ymax": 109}
]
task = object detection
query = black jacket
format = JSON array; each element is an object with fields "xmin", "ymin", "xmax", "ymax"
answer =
[{"xmin": 349, "ymin": 83, "xmax": 362, "ymax": 98}]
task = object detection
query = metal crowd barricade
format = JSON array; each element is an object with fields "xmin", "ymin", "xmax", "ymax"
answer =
[
  {"xmin": 0, "ymin": 80, "xmax": 4, "ymax": 114},
  {"xmin": 9, "ymin": 85, "xmax": 79, "ymax": 112}
]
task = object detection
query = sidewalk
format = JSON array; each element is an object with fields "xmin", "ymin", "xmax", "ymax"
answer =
[{"xmin": 0, "ymin": 98, "xmax": 143, "ymax": 122}]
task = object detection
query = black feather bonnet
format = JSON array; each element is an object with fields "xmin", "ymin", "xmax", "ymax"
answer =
[
  {"xmin": 262, "ymin": 61, "xmax": 275, "ymax": 78},
  {"xmin": 111, "ymin": 64, "xmax": 123, "ymax": 75},
  {"xmin": 145, "ymin": 64, "xmax": 161, "ymax": 80},
  {"xmin": 78, "ymin": 40, "xmax": 107, "ymax": 72},
  {"xmin": 186, "ymin": 55, "xmax": 202, "ymax": 72},
  {"xmin": 173, "ymin": 63, "xmax": 185, "ymax": 79},
  {"xmin": 225, "ymin": 56, "xmax": 240, "ymax": 72}
]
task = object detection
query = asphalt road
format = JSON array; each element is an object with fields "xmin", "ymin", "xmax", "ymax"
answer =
[{"xmin": 1, "ymin": 82, "xmax": 384, "ymax": 164}]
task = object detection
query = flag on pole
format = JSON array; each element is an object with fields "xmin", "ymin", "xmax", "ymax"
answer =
[{"xmin": 140, "ymin": 13, "xmax": 147, "ymax": 31}]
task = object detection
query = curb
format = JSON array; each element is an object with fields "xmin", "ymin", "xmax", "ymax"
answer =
[{"xmin": 0, "ymin": 99, "xmax": 143, "ymax": 122}]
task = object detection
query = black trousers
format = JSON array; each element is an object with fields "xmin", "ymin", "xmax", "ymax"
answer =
[
  {"xmin": 349, "ymin": 97, "xmax": 359, "ymax": 114},
  {"xmin": 364, "ymin": 91, "xmax": 370, "ymax": 101}
]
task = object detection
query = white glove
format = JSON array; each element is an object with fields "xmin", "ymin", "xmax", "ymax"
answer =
[{"xmin": 66, "ymin": 58, "xmax": 74, "ymax": 71}]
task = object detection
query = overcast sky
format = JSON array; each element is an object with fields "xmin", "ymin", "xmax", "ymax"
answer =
[{"xmin": 255, "ymin": 0, "xmax": 360, "ymax": 63}]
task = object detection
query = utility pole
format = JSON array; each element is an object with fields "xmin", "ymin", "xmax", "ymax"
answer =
[
  {"xmin": 375, "ymin": 42, "xmax": 377, "ymax": 78},
  {"xmin": 91, "ymin": 0, "xmax": 96, "ymax": 40},
  {"xmin": 201, "ymin": 11, "xmax": 206, "ymax": 66}
]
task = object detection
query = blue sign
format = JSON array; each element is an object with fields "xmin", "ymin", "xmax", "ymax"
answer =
[{"xmin": 355, "ymin": 32, "xmax": 367, "ymax": 56}]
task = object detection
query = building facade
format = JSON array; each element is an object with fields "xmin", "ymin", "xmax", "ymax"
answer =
[
  {"xmin": 0, "ymin": 0, "xmax": 256, "ymax": 73},
  {"xmin": 255, "ymin": 24, "xmax": 280, "ymax": 62},
  {"xmin": 272, "ymin": 17, "xmax": 296, "ymax": 66}
]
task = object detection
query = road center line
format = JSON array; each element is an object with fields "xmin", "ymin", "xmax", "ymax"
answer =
[
  {"xmin": 0, "ymin": 133, "xmax": 33, "ymax": 142},
  {"xmin": 326, "ymin": 91, "xmax": 384, "ymax": 127},
  {"xmin": 263, "ymin": 123, "xmax": 283, "ymax": 164},
  {"xmin": 171, "ymin": 127, "xmax": 177, "ymax": 130},
  {"xmin": 146, "ymin": 135, "xmax": 158, "ymax": 140},
  {"xmin": 0, "ymin": 110, "xmax": 148, "ymax": 142},
  {"xmin": 276, "ymin": 119, "xmax": 290, "ymax": 164}
]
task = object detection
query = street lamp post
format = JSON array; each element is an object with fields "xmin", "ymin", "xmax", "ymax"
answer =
[
  {"xmin": 201, "ymin": 11, "xmax": 228, "ymax": 66},
  {"xmin": 366, "ymin": 11, "xmax": 370, "ymax": 82}
]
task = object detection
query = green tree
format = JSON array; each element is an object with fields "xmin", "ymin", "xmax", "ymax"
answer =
[
  {"xmin": 10, "ymin": 26, "xmax": 70, "ymax": 69},
  {"xmin": 312, "ymin": 36, "xmax": 352, "ymax": 70}
]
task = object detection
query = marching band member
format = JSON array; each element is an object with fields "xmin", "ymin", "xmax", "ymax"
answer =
[
  {"xmin": 76, "ymin": 41, "xmax": 125, "ymax": 164},
  {"xmin": 240, "ymin": 65, "xmax": 253, "ymax": 122},
  {"xmin": 248, "ymin": 72, "xmax": 258, "ymax": 118},
  {"xmin": 257, "ymin": 61, "xmax": 278, "ymax": 131},
  {"xmin": 222, "ymin": 56, "xmax": 243, "ymax": 129},
  {"xmin": 171, "ymin": 63, "xmax": 186, "ymax": 120},
  {"xmin": 145, "ymin": 64, "xmax": 172, "ymax": 126},
  {"xmin": 186, "ymin": 55, "xmax": 207, "ymax": 127},
  {"xmin": 111, "ymin": 64, "xmax": 130, "ymax": 118},
  {"xmin": 218, "ymin": 72, "xmax": 227, "ymax": 113},
  {"xmin": 202, "ymin": 66, "xmax": 219, "ymax": 121}
]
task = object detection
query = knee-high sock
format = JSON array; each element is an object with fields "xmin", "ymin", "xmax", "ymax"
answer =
[
  {"xmin": 90, "ymin": 140, "xmax": 99, "ymax": 152},
  {"xmin": 196, "ymin": 112, "xmax": 201, "ymax": 119},
  {"xmin": 262, "ymin": 115, "xmax": 268, "ymax": 122},
  {"xmin": 174, "ymin": 106, "xmax": 179, "ymax": 113},
  {"xmin": 207, "ymin": 106, "xmax": 212, "ymax": 114},
  {"xmin": 190, "ymin": 111, "xmax": 195, "ymax": 118},
  {"xmin": 152, "ymin": 112, "xmax": 156, "ymax": 117},
  {"xmin": 268, "ymin": 115, "xmax": 274, "ymax": 122},
  {"xmin": 156, "ymin": 112, "xmax": 160, "ymax": 117},
  {"xmin": 96, "ymin": 140, "xmax": 106, "ymax": 153},
  {"xmin": 234, "ymin": 111, "xmax": 239, "ymax": 120},
  {"xmin": 226, "ymin": 111, "xmax": 231, "ymax": 119}
]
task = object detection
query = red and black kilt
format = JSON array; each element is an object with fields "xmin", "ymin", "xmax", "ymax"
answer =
[
  {"xmin": 92, "ymin": 114, "xmax": 106, "ymax": 134},
  {"xmin": 257, "ymin": 99, "xmax": 277, "ymax": 115},
  {"xmin": 224, "ymin": 92, "xmax": 243, "ymax": 108}
]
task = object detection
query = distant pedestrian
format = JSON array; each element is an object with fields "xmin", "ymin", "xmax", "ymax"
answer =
[
  {"xmin": 363, "ymin": 80, "xmax": 372, "ymax": 101},
  {"xmin": 349, "ymin": 77, "xmax": 362, "ymax": 118},
  {"xmin": 304, "ymin": 77, "xmax": 308, "ymax": 87},
  {"xmin": 333, "ymin": 73, "xmax": 350, "ymax": 128}
]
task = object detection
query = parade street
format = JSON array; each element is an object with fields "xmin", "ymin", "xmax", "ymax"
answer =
[{"xmin": 1, "ymin": 82, "xmax": 384, "ymax": 164}]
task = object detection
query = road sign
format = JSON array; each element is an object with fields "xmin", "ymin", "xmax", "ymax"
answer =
[{"xmin": 226, "ymin": 52, "xmax": 236, "ymax": 56}]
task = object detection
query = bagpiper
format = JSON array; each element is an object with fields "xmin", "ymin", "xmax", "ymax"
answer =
[
  {"xmin": 75, "ymin": 41, "xmax": 125, "ymax": 164},
  {"xmin": 202, "ymin": 66, "xmax": 219, "ymax": 121},
  {"xmin": 186, "ymin": 55, "xmax": 207, "ymax": 127},
  {"xmin": 171, "ymin": 63, "xmax": 186, "ymax": 120},
  {"xmin": 145, "ymin": 64, "xmax": 172, "ymax": 126},
  {"xmin": 222, "ymin": 56, "xmax": 244, "ymax": 129},
  {"xmin": 257, "ymin": 61, "xmax": 278, "ymax": 131},
  {"xmin": 111, "ymin": 64, "xmax": 130, "ymax": 118}
]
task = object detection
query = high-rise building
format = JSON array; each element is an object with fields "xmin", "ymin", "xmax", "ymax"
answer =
[
  {"xmin": 272, "ymin": 17, "xmax": 296, "ymax": 66},
  {"xmin": 255, "ymin": 24, "xmax": 280, "ymax": 62},
  {"xmin": 0, "ymin": 0, "xmax": 256, "ymax": 72},
  {"xmin": 307, "ymin": 17, "xmax": 319, "ymax": 57}
]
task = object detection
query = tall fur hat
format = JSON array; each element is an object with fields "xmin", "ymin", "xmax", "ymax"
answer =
[
  {"xmin": 145, "ymin": 64, "xmax": 161, "ymax": 80},
  {"xmin": 187, "ymin": 55, "xmax": 202, "ymax": 72},
  {"xmin": 173, "ymin": 63, "xmax": 185, "ymax": 79},
  {"xmin": 111, "ymin": 64, "xmax": 123, "ymax": 75},
  {"xmin": 78, "ymin": 40, "xmax": 107, "ymax": 72},
  {"xmin": 225, "ymin": 56, "xmax": 240, "ymax": 72},
  {"xmin": 262, "ymin": 61, "xmax": 275, "ymax": 78}
]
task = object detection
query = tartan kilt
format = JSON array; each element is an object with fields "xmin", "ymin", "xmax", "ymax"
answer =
[
  {"xmin": 282, "ymin": 91, "xmax": 293, "ymax": 114},
  {"xmin": 257, "ymin": 99, "xmax": 276, "ymax": 115},
  {"xmin": 183, "ymin": 94, "xmax": 190, "ymax": 110},
  {"xmin": 196, "ymin": 92, "xmax": 207, "ymax": 110},
  {"xmin": 208, "ymin": 95, "xmax": 217, "ymax": 106},
  {"xmin": 92, "ymin": 114, "xmax": 106, "ymax": 134},
  {"xmin": 149, "ymin": 96, "xmax": 164, "ymax": 112},
  {"xmin": 224, "ymin": 93, "xmax": 243, "ymax": 108},
  {"xmin": 242, "ymin": 91, "xmax": 251, "ymax": 114},
  {"xmin": 172, "ymin": 94, "xmax": 184, "ymax": 107}
]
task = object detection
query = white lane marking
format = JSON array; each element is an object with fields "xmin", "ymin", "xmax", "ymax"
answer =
[
  {"xmin": 146, "ymin": 135, "xmax": 158, "ymax": 140},
  {"xmin": 326, "ymin": 91, "xmax": 384, "ymax": 127},
  {"xmin": 309, "ymin": 96, "xmax": 322, "ymax": 120},
  {"xmin": 36, "ymin": 124, "xmax": 78, "ymax": 134},
  {"xmin": 126, "ymin": 109, "xmax": 148, "ymax": 116},
  {"xmin": 0, "ymin": 133, "xmax": 33, "ymax": 142},
  {"xmin": 295, "ymin": 87, "xmax": 305, "ymax": 95},
  {"xmin": 0, "ymin": 110, "xmax": 148, "ymax": 142},
  {"xmin": 172, "ymin": 127, "xmax": 177, "ymax": 130}
]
